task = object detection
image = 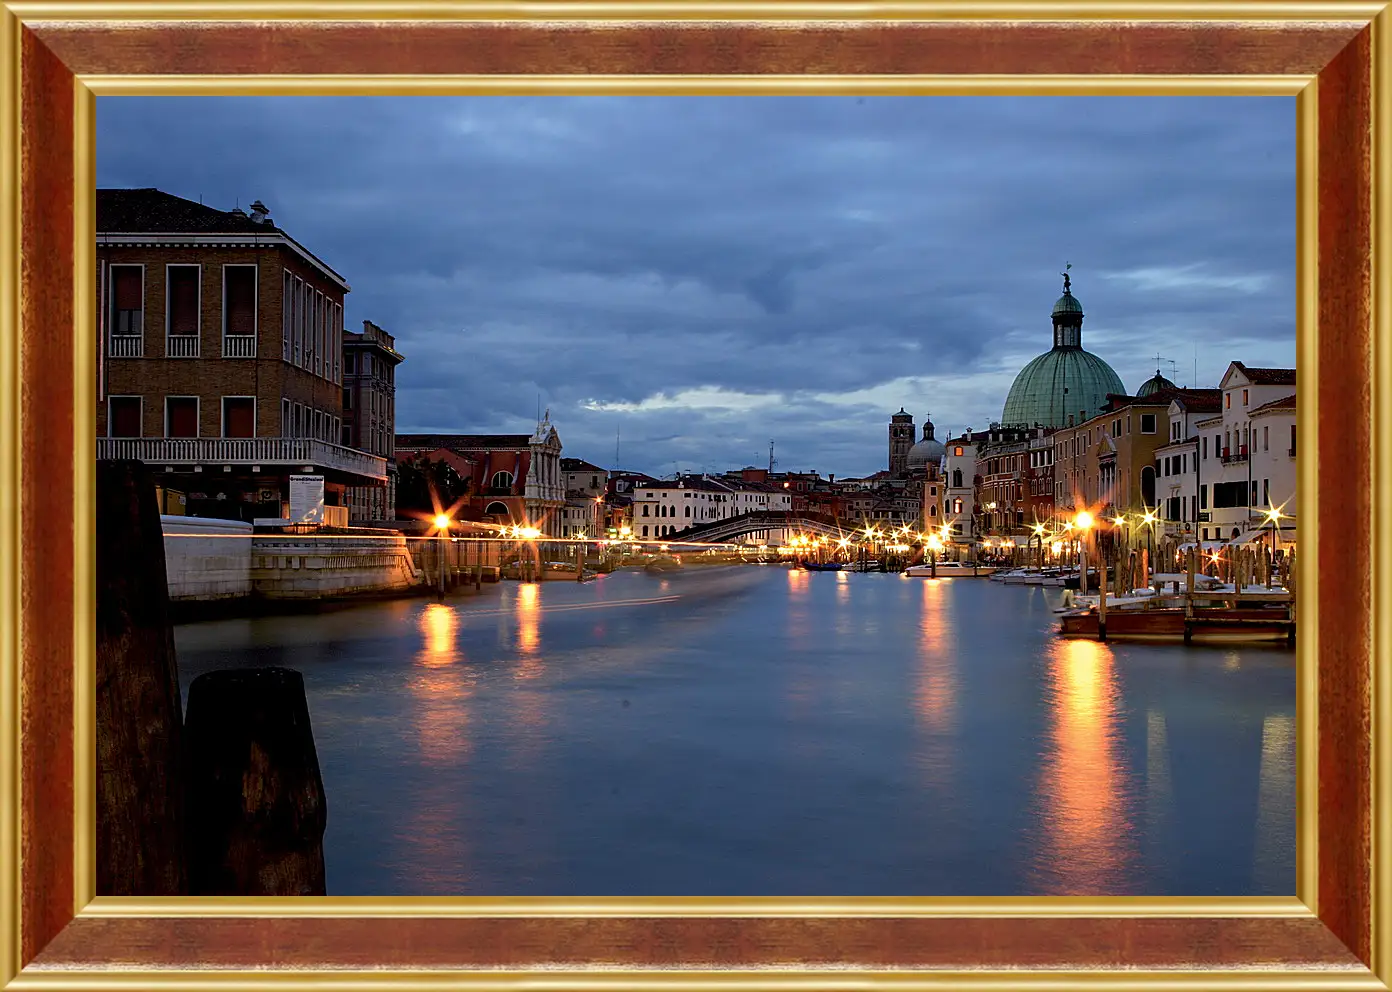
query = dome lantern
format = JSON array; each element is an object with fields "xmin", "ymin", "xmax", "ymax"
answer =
[{"xmin": 1000, "ymin": 268, "xmax": 1126, "ymax": 429}]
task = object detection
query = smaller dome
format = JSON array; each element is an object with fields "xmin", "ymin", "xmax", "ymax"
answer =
[
  {"xmin": 906, "ymin": 421, "xmax": 946, "ymax": 470},
  {"xmin": 1137, "ymin": 370, "xmax": 1178, "ymax": 397},
  {"xmin": 1052, "ymin": 292, "xmax": 1084, "ymax": 317}
]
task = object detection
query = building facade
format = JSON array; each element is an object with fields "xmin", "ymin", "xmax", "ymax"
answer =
[
  {"xmin": 96, "ymin": 188, "xmax": 385, "ymax": 521},
  {"xmin": 395, "ymin": 415, "xmax": 566, "ymax": 535},
  {"xmin": 342, "ymin": 320, "xmax": 405, "ymax": 521}
]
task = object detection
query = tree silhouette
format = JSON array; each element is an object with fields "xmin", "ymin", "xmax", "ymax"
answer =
[{"xmin": 395, "ymin": 454, "xmax": 471, "ymax": 519}]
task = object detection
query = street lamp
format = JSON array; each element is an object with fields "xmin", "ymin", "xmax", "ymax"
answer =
[
  {"xmin": 432, "ymin": 513, "xmax": 451, "ymax": 595},
  {"xmin": 926, "ymin": 533, "xmax": 943, "ymax": 577},
  {"xmin": 1263, "ymin": 504, "xmax": 1285, "ymax": 588},
  {"xmin": 1073, "ymin": 511, "xmax": 1094, "ymax": 594}
]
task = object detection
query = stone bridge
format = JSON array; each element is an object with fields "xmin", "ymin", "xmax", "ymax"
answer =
[{"xmin": 664, "ymin": 511, "xmax": 848, "ymax": 546}]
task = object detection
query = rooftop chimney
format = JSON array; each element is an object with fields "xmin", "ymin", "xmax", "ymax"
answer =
[{"xmin": 249, "ymin": 200, "xmax": 270, "ymax": 224}]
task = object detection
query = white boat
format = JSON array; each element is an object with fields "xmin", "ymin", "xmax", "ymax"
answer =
[{"xmin": 904, "ymin": 561, "xmax": 997, "ymax": 578}]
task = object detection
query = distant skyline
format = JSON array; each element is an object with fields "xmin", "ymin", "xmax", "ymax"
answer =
[{"xmin": 97, "ymin": 96, "xmax": 1295, "ymax": 478}]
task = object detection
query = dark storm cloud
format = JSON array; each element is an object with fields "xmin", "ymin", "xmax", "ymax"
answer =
[{"xmin": 97, "ymin": 95, "xmax": 1294, "ymax": 477}]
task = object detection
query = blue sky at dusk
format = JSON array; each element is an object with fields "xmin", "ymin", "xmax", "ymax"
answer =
[{"xmin": 97, "ymin": 96, "xmax": 1295, "ymax": 478}]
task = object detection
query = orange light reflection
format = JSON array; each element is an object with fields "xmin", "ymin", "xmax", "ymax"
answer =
[
  {"xmin": 1034, "ymin": 638, "xmax": 1136, "ymax": 893},
  {"xmin": 411, "ymin": 602, "xmax": 473, "ymax": 768}
]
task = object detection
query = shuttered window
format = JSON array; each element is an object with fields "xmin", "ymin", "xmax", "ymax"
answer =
[
  {"xmin": 108, "ymin": 397, "xmax": 141, "ymax": 438},
  {"xmin": 166, "ymin": 397, "xmax": 199, "ymax": 438},
  {"xmin": 167, "ymin": 266, "xmax": 199, "ymax": 335},
  {"xmin": 223, "ymin": 397, "xmax": 255, "ymax": 438},
  {"xmin": 223, "ymin": 266, "xmax": 257, "ymax": 336},
  {"xmin": 112, "ymin": 267, "xmax": 143, "ymax": 334}
]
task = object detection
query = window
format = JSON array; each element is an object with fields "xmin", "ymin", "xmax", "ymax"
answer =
[
  {"xmin": 1290, "ymin": 424, "xmax": 1297, "ymax": 455},
  {"xmin": 107, "ymin": 396, "xmax": 141, "ymax": 438},
  {"xmin": 1140, "ymin": 414, "xmax": 1156, "ymax": 434},
  {"xmin": 642, "ymin": 525, "xmax": 649, "ymax": 537},
  {"xmin": 165, "ymin": 397, "xmax": 199, "ymax": 438},
  {"xmin": 166, "ymin": 265, "xmax": 200, "ymax": 347},
  {"xmin": 491, "ymin": 471, "xmax": 513, "ymax": 490},
  {"xmin": 484, "ymin": 501, "xmax": 509, "ymax": 516},
  {"xmin": 281, "ymin": 399, "xmax": 291, "ymax": 436},
  {"xmin": 684, "ymin": 506, "xmax": 691, "ymax": 517},
  {"xmin": 591, "ymin": 475, "xmax": 599, "ymax": 488},
  {"xmin": 1252, "ymin": 481, "xmax": 1260, "ymax": 505},
  {"xmin": 343, "ymin": 387, "xmax": 353, "ymax": 411},
  {"xmin": 222, "ymin": 397, "xmax": 255, "ymax": 438},
  {"xmin": 1201, "ymin": 436, "xmax": 1208, "ymax": 460},
  {"xmin": 282, "ymin": 271, "xmax": 293, "ymax": 360},
  {"xmin": 929, "ymin": 505, "xmax": 938, "ymax": 517},
  {"xmin": 954, "ymin": 446, "xmax": 963, "ymax": 456},
  {"xmin": 1264, "ymin": 479, "xmax": 1270, "ymax": 505},
  {"xmin": 1264, "ymin": 425, "xmax": 1269, "ymax": 451},
  {"xmin": 1225, "ymin": 393, "xmax": 1232, "ymax": 409},
  {"xmin": 223, "ymin": 265, "xmax": 257, "ymax": 338},
  {"xmin": 1242, "ymin": 388, "xmax": 1249, "ymax": 406},
  {"xmin": 642, "ymin": 504, "xmax": 650, "ymax": 517},
  {"xmin": 953, "ymin": 498, "xmax": 963, "ymax": 514}
]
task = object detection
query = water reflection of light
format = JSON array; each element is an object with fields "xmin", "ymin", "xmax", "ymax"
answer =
[
  {"xmin": 1252, "ymin": 713, "xmax": 1296, "ymax": 893},
  {"xmin": 787, "ymin": 567, "xmax": 809, "ymax": 597},
  {"xmin": 421, "ymin": 601, "xmax": 459, "ymax": 666},
  {"xmin": 836, "ymin": 569, "xmax": 850, "ymax": 604},
  {"xmin": 1144, "ymin": 709, "xmax": 1172, "ymax": 856},
  {"xmin": 1034, "ymin": 638, "xmax": 1136, "ymax": 893},
  {"xmin": 913, "ymin": 577, "xmax": 957, "ymax": 792},
  {"xmin": 915, "ymin": 578, "xmax": 952, "ymax": 726},
  {"xmin": 411, "ymin": 603, "xmax": 472, "ymax": 767},
  {"xmin": 517, "ymin": 582, "xmax": 541, "ymax": 659}
]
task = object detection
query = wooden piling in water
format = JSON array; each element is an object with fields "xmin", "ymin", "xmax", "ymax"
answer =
[
  {"xmin": 96, "ymin": 460, "xmax": 188, "ymax": 896},
  {"xmin": 184, "ymin": 667, "xmax": 328, "ymax": 896}
]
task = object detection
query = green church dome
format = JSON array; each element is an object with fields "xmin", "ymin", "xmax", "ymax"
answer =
[
  {"xmin": 1136, "ymin": 370, "xmax": 1178, "ymax": 397},
  {"xmin": 1000, "ymin": 271, "xmax": 1126, "ymax": 428},
  {"xmin": 1002, "ymin": 349, "xmax": 1126, "ymax": 428}
]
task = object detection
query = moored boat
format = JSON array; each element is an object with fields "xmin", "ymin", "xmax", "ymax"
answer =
[
  {"xmin": 1058, "ymin": 606, "xmax": 1294, "ymax": 643},
  {"xmin": 904, "ymin": 561, "xmax": 997, "ymax": 578}
]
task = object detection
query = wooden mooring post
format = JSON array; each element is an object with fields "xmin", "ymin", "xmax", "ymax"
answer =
[
  {"xmin": 184, "ymin": 667, "xmax": 328, "ymax": 896},
  {"xmin": 96, "ymin": 460, "xmax": 188, "ymax": 895}
]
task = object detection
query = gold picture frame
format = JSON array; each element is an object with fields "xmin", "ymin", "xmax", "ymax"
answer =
[{"xmin": 1, "ymin": 2, "xmax": 1388, "ymax": 987}]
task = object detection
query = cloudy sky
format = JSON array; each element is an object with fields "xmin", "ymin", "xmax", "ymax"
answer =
[{"xmin": 97, "ymin": 96, "xmax": 1294, "ymax": 478}]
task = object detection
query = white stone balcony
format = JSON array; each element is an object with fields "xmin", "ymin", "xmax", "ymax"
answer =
[{"xmin": 98, "ymin": 436, "xmax": 388, "ymax": 482}]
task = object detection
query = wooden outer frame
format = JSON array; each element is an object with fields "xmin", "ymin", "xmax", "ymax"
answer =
[{"xmin": 0, "ymin": 3, "xmax": 1389, "ymax": 989}]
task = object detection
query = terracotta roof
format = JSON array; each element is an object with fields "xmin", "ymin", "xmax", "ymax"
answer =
[
  {"xmin": 1234, "ymin": 363, "xmax": 1297, "ymax": 385},
  {"xmin": 396, "ymin": 433, "xmax": 533, "ymax": 450},
  {"xmin": 1168, "ymin": 388, "xmax": 1223, "ymax": 412},
  {"xmin": 561, "ymin": 458, "xmax": 607, "ymax": 473},
  {"xmin": 98, "ymin": 188, "xmax": 283, "ymax": 235},
  {"xmin": 1249, "ymin": 393, "xmax": 1297, "ymax": 416}
]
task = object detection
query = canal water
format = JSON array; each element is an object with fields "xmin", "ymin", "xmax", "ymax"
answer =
[{"xmin": 174, "ymin": 566, "xmax": 1296, "ymax": 897}]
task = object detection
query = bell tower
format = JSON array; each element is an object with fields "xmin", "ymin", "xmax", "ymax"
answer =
[{"xmin": 889, "ymin": 408, "xmax": 914, "ymax": 478}]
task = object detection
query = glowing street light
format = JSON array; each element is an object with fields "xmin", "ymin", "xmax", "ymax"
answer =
[
  {"xmin": 433, "ymin": 513, "xmax": 451, "ymax": 530},
  {"xmin": 1074, "ymin": 511, "xmax": 1094, "ymax": 531}
]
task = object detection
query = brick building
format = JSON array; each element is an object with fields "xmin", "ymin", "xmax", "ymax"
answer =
[
  {"xmin": 342, "ymin": 320, "xmax": 405, "ymax": 520},
  {"xmin": 395, "ymin": 416, "xmax": 566, "ymax": 535},
  {"xmin": 95, "ymin": 188, "xmax": 386, "ymax": 520}
]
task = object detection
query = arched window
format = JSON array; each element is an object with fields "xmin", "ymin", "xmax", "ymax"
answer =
[
  {"xmin": 1231, "ymin": 527, "xmax": 1241, "ymax": 539},
  {"xmin": 642, "ymin": 504, "xmax": 650, "ymax": 517},
  {"xmin": 929, "ymin": 505, "xmax": 938, "ymax": 516},
  {"xmin": 685, "ymin": 505, "xmax": 691, "ymax": 517},
  {"xmin": 1140, "ymin": 466, "xmax": 1156, "ymax": 507},
  {"xmin": 483, "ymin": 501, "xmax": 509, "ymax": 516},
  {"xmin": 953, "ymin": 498, "xmax": 963, "ymax": 514},
  {"xmin": 642, "ymin": 525, "xmax": 649, "ymax": 537},
  {"xmin": 952, "ymin": 469, "xmax": 963, "ymax": 488},
  {"xmin": 490, "ymin": 470, "xmax": 513, "ymax": 489}
]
